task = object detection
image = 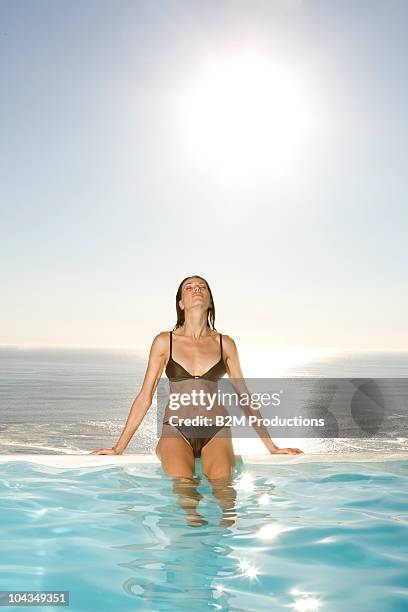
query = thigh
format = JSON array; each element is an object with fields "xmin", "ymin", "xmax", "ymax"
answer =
[
  {"xmin": 200, "ymin": 427, "xmax": 236, "ymax": 480},
  {"xmin": 156, "ymin": 424, "xmax": 196, "ymax": 478}
]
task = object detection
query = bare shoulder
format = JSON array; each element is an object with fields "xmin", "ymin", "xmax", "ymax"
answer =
[
  {"xmin": 151, "ymin": 331, "xmax": 171, "ymax": 354},
  {"xmin": 220, "ymin": 334, "xmax": 238, "ymax": 354}
]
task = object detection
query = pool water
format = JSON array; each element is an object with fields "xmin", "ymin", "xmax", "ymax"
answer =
[{"xmin": 1, "ymin": 459, "xmax": 407, "ymax": 611}]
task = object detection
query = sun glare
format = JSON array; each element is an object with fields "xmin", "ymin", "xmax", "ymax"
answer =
[{"xmin": 176, "ymin": 51, "xmax": 317, "ymax": 184}]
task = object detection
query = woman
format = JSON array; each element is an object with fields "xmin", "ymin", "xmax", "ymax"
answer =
[{"xmin": 90, "ymin": 275, "xmax": 303, "ymax": 525}]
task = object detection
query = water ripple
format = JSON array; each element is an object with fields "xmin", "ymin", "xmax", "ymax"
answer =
[{"xmin": 0, "ymin": 460, "xmax": 407, "ymax": 611}]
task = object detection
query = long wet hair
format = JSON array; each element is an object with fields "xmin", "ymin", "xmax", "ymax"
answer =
[{"xmin": 173, "ymin": 275, "xmax": 216, "ymax": 331}]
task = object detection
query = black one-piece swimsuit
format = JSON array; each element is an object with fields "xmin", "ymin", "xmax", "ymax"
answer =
[{"xmin": 163, "ymin": 330, "xmax": 228, "ymax": 458}]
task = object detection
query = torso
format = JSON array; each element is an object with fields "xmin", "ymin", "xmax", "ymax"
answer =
[{"xmin": 165, "ymin": 329, "xmax": 227, "ymax": 381}]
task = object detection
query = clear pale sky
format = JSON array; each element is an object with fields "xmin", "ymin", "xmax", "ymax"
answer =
[{"xmin": 1, "ymin": 0, "xmax": 407, "ymax": 350}]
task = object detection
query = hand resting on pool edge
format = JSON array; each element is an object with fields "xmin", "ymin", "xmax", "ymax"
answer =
[{"xmin": 89, "ymin": 446, "xmax": 122, "ymax": 455}]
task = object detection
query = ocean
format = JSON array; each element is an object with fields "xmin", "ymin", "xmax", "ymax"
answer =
[{"xmin": 0, "ymin": 346, "xmax": 407, "ymax": 455}]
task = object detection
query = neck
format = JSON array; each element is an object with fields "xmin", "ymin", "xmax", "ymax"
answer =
[{"xmin": 181, "ymin": 310, "xmax": 211, "ymax": 339}]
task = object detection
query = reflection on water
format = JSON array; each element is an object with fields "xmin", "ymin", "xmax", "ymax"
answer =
[
  {"xmin": 0, "ymin": 460, "xmax": 407, "ymax": 610},
  {"xmin": 171, "ymin": 475, "xmax": 208, "ymax": 527}
]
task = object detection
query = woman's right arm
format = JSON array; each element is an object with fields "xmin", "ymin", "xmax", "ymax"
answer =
[{"xmin": 89, "ymin": 332, "xmax": 168, "ymax": 455}]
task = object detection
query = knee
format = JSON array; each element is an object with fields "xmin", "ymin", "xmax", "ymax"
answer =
[{"xmin": 205, "ymin": 466, "xmax": 234, "ymax": 483}]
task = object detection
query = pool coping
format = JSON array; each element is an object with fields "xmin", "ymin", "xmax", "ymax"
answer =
[{"xmin": 0, "ymin": 451, "xmax": 407, "ymax": 467}]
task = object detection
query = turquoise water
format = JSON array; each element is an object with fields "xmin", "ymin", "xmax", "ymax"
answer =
[{"xmin": 1, "ymin": 459, "xmax": 407, "ymax": 611}]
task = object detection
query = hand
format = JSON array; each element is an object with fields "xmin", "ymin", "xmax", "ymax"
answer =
[
  {"xmin": 268, "ymin": 446, "xmax": 304, "ymax": 455},
  {"xmin": 89, "ymin": 447, "xmax": 122, "ymax": 455}
]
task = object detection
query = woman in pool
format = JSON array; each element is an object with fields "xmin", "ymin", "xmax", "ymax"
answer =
[{"xmin": 90, "ymin": 275, "xmax": 303, "ymax": 525}]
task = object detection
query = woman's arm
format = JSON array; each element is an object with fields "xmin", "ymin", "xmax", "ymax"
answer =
[
  {"xmin": 222, "ymin": 335, "xmax": 304, "ymax": 455},
  {"xmin": 89, "ymin": 332, "xmax": 168, "ymax": 455}
]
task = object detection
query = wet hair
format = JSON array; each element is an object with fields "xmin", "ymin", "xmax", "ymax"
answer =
[{"xmin": 173, "ymin": 275, "xmax": 216, "ymax": 331}]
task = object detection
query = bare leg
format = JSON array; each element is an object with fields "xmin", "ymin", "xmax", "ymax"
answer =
[
  {"xmin": 171, "ymin": 475, "xmax": 207, "ymax": 527},
  {"xmin": 201, "ymin": 432, "xmax": 237, "ymax": 527},
  {"xmin": 156, "ymin": 427, "xmax": 207, "ymax": 527},
  {"xmin": 207, "ymin": 474, "xmax": 237, "ymax": 527}
]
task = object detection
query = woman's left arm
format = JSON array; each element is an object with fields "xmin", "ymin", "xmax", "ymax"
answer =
[{"xmin": 222, "ymin": 335, "xmax": 304, "ymax": 455}]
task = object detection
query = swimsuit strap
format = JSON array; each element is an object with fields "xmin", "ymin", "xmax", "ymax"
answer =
[
  {"xmin": 220, "ymin": 333, "xmax": 223, "ymax": 360},
  {"xmin": 170, "ymin": 330, "xmax": 172, "ymax": 358}
]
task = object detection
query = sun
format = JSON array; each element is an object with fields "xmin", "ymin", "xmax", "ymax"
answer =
[{"xmin": 175, "ymin": 51, "xmax": 317, "ymax": 185}]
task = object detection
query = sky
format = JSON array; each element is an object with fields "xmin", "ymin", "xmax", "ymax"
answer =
[{"xmin": 0, "ymin": 0, "xmax": 407, "ymax": 351}]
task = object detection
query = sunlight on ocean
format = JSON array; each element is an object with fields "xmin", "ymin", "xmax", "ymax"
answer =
[{"xmin": 0, "ymin": 345, "xmax": 407, "ymax": 456}]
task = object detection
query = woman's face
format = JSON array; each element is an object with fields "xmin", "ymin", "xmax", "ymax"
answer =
[{"xmin": 179, "ymin": 277, "xmax": 211, "ymax": 312}]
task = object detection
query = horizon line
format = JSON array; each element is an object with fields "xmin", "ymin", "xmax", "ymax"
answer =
[{"xmin": 0, "ymin": 343, "xmax": 407, "ymax": 353}]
